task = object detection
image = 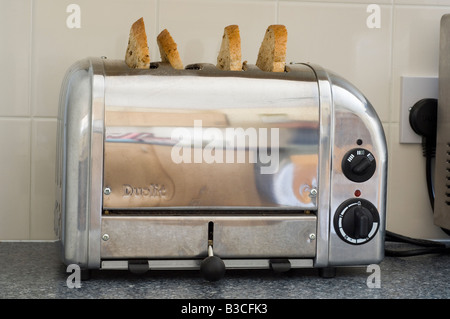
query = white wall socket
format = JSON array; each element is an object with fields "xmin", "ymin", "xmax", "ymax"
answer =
[{"xmin": 400, "ymin": 76, "xmax": 439, "ymax": 144}]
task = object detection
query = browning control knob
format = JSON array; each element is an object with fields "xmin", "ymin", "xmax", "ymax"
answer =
[
  {"xmin": 342, "ymin": 148, "xmax": 376, "ymax": 183},
  {"xmin": 334, "ymin": 198, "xmax": 380, "ymax": 245}
]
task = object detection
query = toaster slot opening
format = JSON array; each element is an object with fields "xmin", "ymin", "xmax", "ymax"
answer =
[
  {"xmin": 208, "ymin": 221, "xmax": 214, "ymax": 247},
  {"xmin": 184, "ymin": 63, "xmax": 219, "ymax": 72},
  {"xmin": 102, "ymin": 209, "xmax": 316, "ymax": 216},
  {"xmin": 185, "ymin": 63, "xmax": 203, "ymax": 70}
]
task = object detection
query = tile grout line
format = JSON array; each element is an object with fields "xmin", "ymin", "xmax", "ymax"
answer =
[
  {"xmin": 156, "ymin": 0, "xmax": 160, "ymax": 35},
  {"xmin": 391, "ymin": 2, "xmax": 396, "ymax": 124},
  {"xmin": 28, "ymin": 0, "xmax": 35, "ymax": 241}
]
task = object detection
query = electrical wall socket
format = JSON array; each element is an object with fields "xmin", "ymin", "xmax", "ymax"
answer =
[{"xmin": 400, "ymin": 76, "xmax": 439, "ymax": 143}]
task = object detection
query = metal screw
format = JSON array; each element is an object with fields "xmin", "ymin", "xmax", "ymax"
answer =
[
  {"xmin": 309, "ymin": 233, "xmax": 316, "ymax": 240},
  {"xmin": 102, "ymin": 234, "xmax": 110, "ymax": 241},
  {"xmin": 104, "ymin": 187, "xmax": 111, "ymax": 195},
  {"xmin": 309, "ymin": 188, "xmax": 317, "ymax": 197}
]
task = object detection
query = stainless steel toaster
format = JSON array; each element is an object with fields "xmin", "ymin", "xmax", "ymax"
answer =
[{"xmin": 55, "ymin": 57, "xmax": 387, "ymax": 280}]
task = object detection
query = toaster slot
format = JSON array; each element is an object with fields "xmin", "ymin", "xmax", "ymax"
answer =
[
  {"xmin": 149, "ymin": 62, "xmax": 159, "ymax": 69},
  {"xmin": 184, "ymin": 63, "xmax": 218, "ymax": 71},
  {"xmin": 102, "ymin": 209, "xmax": 316, "ymax": 216},
  {"xmin": 185, "ymin": 63, "xmax": 204, "ymax": 70}
]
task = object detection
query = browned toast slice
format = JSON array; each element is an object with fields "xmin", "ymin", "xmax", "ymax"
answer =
[
  {"xmin": 125, "ymin": 17, "xmax": 150, "ymax": 69},
  {"xmin": 216, "ymin": 25, "xmax": 242, "ymax": 71},
  {"xmin": 157, "ymin": 29, "xmax": 184, "ymax": 69},
  {"xmin": 256, "ymin": 25, "xmax": 287, "ymax": 72}
]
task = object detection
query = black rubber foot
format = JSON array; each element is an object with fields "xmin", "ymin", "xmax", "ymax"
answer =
[
  {"xmin": 319, "ymin": 267, "xmax": 336, "ymax": 278},
  {"xmin": 269, "ymin": 259, "xmax": 291, "ymax": 273},
  {"xmin": 128, "ymin": 260, "xmax": 150, "ymax": 274},
  {"xmin": 200, "ymin": 256, "xmax": 226, "ymax": 282},
  {"xmin": 80, "ymin": 269, "xmax": 91, "ymax": 281}
]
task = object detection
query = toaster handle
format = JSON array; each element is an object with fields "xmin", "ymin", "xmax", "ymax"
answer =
[{"xmin": 200, "ymin": 245, "xmax": 226, "ymax": 282}]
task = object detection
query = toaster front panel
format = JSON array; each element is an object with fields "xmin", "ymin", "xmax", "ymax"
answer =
[{"xmin": 101, "ymin": 63, "xmax": 321, "ymax": 211}]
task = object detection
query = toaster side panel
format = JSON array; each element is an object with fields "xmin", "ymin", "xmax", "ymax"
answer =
[
  {"xmin": 57, "ymin": 58, "xmax": 105, "ymax": 269},
  {"xmin": 57, "ymin": 60, "xmax": 92, "ymax": 267}
]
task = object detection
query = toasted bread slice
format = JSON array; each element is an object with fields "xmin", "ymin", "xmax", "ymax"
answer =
[
  {"xmin": 157, "ymin": 29, "xmax": 183, "ymax": 69},
  {"xmin": 216, "ymin": 25, "xmax": 242, "ymax": 71},
  {"xmin": 125, "ymin": 17, "xmax": 150, "ymax": 69},
  {"xmin": 256, "ymin": 25, "xmax": 287, "ymax": 72}
]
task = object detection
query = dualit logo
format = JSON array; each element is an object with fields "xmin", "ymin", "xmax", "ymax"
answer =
[
  {"xmin": 170, "ymin": 120, "xmax": 279, "ymax": 175},
  {"xmin": 122, "ymin": 184, "xmax": 167, "ymax": 198}
]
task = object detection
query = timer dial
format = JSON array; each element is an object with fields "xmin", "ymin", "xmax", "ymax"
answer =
[
  {"xmin": 342, "ymin": 148, "xmax": 376, "ymax": 183},
  {"xmin": 334, "ymin": 198, "xmax": 380, "ymax": 245}
]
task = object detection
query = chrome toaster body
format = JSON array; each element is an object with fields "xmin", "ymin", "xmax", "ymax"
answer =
[{"xmin": 55, "ymin": 57, "xmax": 387, "ymax": 277}]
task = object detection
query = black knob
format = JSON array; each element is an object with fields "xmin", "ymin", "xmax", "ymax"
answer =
[
  {"xmin": 343, "ymin": 206, "xmax": 373, "ymax": 239},
  {"xmin": 352, "ymin": 157, "xmax": 372, "ymax": 175},
  {"xmin": 200, "ymin": 255, "xmax": 226, "ymax": 282},
  {"xmin": 334, "ymin": 198, "xmax": 380, "ymax": 245},
  {"xmin": 342, "ymin": 148, "xmax": 376, "ymax": 182}
]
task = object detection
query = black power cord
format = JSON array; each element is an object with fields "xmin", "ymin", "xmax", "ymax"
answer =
[
  {"xmin": 409, "ymin": 98, "xmax": 438, "ymax": 210},
  {"xmin": 385, "ymin": 230, "xmax": 450, "ymax": 257},
  {"xmin": 409, "ymin": 98, "xmax": 450, "ymax": 236},
  {"xmin": 384, "ymin": 98, "xmax": 450, "ymax": 257}
]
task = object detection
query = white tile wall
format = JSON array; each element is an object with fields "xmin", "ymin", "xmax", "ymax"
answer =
[
  {"xmin": 0, "ymin": 119, "xmax": 31, "ymax": 239},
  {"xmin": 0, "ymin": 0, "xmax": 32, "ymax": 117},
  {"xmin": 1, "ymin": 0, "xmax": 449, "ymax": 240},
  {"xmin": 278, "ymin": 2, "xmax": 392, "ymax": 122},
  {"xmin": 391, "ymin": 5, "xmax": 450, "ymax": 122},
  {"xmin": 31, "ymin": 0, "xmax": 157, "ymax": 117},
  {"xmin": 30, "ymin": 119, "xmax": 57, "ymax": 239},
  {"xmin": 158, "ymin": 0, "xmax": 277, "ymax": 66}
]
